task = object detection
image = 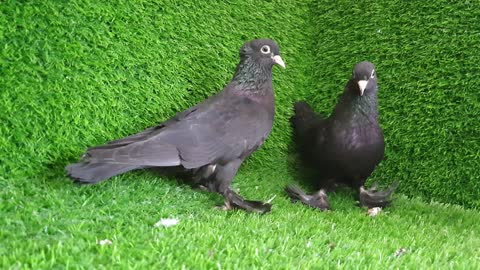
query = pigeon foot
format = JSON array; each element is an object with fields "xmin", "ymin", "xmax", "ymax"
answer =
[
  {"xmin": 222, "ymin": 189, "xmax": 272, "ymax": 214},
  {"xmin": 285, "ymin": 185, "xmax": 330, "ymax": 211},
  {"xmin": 359, "ymin": 182, "xmax": 398, "ymax": 208}
]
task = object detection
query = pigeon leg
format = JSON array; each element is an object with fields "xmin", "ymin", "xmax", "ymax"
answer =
[
  {"xmin": 215, "ymin": 159, "xmax": 272, "ymax": 214},
  {"xmin": 285, "ymin": 185, "xmax": 330, "ymax": 211},
  {"xmin": 359, "ymin": 182, "xmax": 399, "ymax": 208}
]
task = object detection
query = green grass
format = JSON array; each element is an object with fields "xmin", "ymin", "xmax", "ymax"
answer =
[
  {"xmin": 1, "ymin": 0, "xmax": 480, "ymax": 268},
  {"xmin": 2, "ymin": 167, "xmax": 480, "ymax": 269}
]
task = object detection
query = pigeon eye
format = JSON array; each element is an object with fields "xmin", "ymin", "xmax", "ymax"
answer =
[{"xmin": 260, "ymin": 45, "xmax": 271, "ymax": 54}]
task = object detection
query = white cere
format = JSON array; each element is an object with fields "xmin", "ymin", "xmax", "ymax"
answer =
[
  {"xmin": 371, "ymin": 69, "xmax": 376, "ymax": 78},
  {"xmin": 260, "ymin": 45, "xmax": 271, "ymax": 54}
]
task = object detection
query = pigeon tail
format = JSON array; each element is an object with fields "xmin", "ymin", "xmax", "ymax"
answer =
[
  {"xmin": 66, "ymin": 162, "xmax": 140, "ymax": 184},
  {"xmin": 66, "ymin": 141, "xmax": 181, "ymax": 183},
  {"xmin": 291, "ymin": 101, "xmax": 319, "ymax": 138}
]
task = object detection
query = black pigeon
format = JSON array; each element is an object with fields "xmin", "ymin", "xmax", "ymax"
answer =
[
  {"xmin": 287, "ymin": 61, "xmax": 397, "ymax": 210},
  {"xmin": 66, "ymin": 39, "xmax": 285, "ymax": 214}
]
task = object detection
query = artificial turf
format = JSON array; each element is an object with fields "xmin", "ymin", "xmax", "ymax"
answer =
[{"xmin": 1, "ymin": 0, "xmax": 479, "ymax": 268}]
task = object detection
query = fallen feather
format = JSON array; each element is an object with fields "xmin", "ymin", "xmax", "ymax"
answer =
[
  {"xmin": 394, "ymin": 247, "xmax": 408, "ymax": 257},
  {"xmin": 266, "ymin": 194, "xmax": 277, "ymax": 204},
  {"xmin": 98, "ymin": 239, "xmax": 113, "ymax": 246},
  {"xmin": 367, "ymin": 207, "xmax": 382, "ymax": 217},
  {"xmin": 154, "ymin": 218, "xmax": 179, "ymax": 228}
]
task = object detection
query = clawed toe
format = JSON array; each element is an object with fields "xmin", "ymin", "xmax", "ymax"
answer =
[
  {"xmin": 308, "ymin": 189, "xmax": 330, "ymax": 211},
  {"xmin": 238, "ymin": 200, "xmax": 272, "ymax": 214},
  {"xmin": 221, "ymin": 189, "xmax": 272, "ymax": 214},
  {"xmin": 359, "ymin": 182, "xmax": 398, "ymax": 208},
  {"xmin": 285, "ymin": 185, "xmax": 330, "ymax": 211}
]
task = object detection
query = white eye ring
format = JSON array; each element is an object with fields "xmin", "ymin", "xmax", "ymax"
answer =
[
  {"xmin": 371, "ymin": 69, "xmax": 376, "ymax": 78},
  {"xmin": 260, "ymin": 45, "xmax": 271, "ymax": 54}
]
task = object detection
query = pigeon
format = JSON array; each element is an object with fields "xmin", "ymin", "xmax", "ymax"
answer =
[
  {"xmin": 66, "ymin": 39, "xmax": 285, "ymax": 214},
  {"xmin": 287, "ymin": 61, "xmax": 397, "ymax": 210}
]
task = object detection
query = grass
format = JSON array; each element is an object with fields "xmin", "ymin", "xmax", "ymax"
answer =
[
  {"xmin": 2, "ymin": 167, "xmax": 480, "ymax": 269},
  {"xmin": 1, "ymin": 0, "xmax": 480, "ymax": 268}
]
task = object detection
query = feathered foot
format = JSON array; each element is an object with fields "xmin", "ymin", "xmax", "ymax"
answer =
[
  {"xmin": 222, "ymin": 189, "xmax": 272, "ymax": 214},
  {"xmin": 285, "ymin": 185, "xmax": 330, "ymax": 211},
  {"xmin": 359, "ymin": 182, "xmax": 399, "ymax": 208}
]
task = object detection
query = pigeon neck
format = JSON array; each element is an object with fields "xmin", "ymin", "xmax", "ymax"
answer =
[
  {"xmin": 333, "ymin": 84, "xmax": 379, "ymax": 127},
  {"xmin": 231, "ymin": 58, "xmax": 273, "ymax": 95}
]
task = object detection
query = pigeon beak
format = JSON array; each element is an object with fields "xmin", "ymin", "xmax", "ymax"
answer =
[
  {"xmin": 357, "ymin": 80, "xmax": 368, "ymax": 96},
  {"xmin": 272, "ymin": 55, "xmax": 286, "ymax": 69}
]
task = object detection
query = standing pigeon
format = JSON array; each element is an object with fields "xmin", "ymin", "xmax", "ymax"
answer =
[
  {"xmin": 287, "ymin": 61, "xmax": 397, "ymax": 210},
  {"xmin": 67, "ymin": 39, "xmax": 285, "ymax": 214}
]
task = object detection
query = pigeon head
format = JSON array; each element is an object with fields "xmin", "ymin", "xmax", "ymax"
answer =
[
  {"xmin": 351, "ymin": 61, "xmax": 377, "ymax": 96},
  {"xmin": 239, "ymin": 39, "xmax": 285, "ymax": 69}
]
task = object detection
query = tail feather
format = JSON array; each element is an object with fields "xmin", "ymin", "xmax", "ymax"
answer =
[
  {"xmin": 66, "ymin": 162, "xmax": 139, "ymax": 184},
  {"xmin": 66, "ymin": 141, "xmax": 182, "ymax": 183},
  {"xmin": 291, "ymin": 101, "xmax": 319, "ymax": 138},
  {"xmin": 85, "ymin": 142, "xmax": 181, "ymax": 167},
  {"xmin": 88, "ymin": 126, "xmax": 161, "ymax": 150}
]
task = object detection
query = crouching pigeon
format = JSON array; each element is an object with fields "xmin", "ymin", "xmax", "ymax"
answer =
[
  {"xmin": 67, "ymin": 39, "xmax": 285, "ymax": 214},
  {"xmin": 287, "ymin": 61, "xmax": 397, "ymax": 210}
]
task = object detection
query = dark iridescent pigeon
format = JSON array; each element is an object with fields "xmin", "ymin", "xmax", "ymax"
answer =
[
  {"xmin": 287, "ymin": 61, "xmax": 397, "ymax": 210},
  {"xmin": 67, "ymin": 39, "xmax": 285, "ymax": 214}
]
